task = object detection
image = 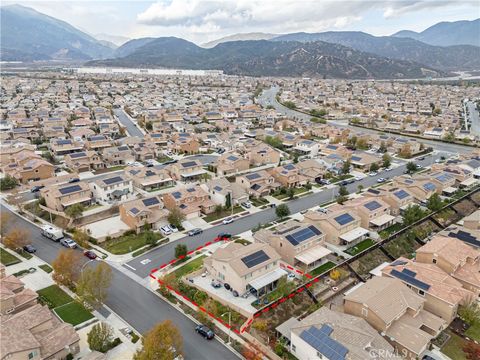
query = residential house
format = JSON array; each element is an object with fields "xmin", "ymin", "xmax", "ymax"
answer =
[
  {"xmin": 169, "ymin": 158, "xmax": 207, "ymax": 182},
  {"xmin": 163, "ymin": 185, "xmax": 215, "ymax": 219},
  {"xmin": 364, "ymin": 187, "xmax": 415, "ymax": 215},
  {"xmin": 119, "ymin": 195, "xmax": 169, "ymax": 232},
  {"xmin": 236, "ymin": 170, "xmax": 280, "ymax": 198},
  {"xmin": 102, "ymin": 145, "xmax": 135, "ymax": 167},
  {"xmin": 349, "ymin": 151, "xmax": 383, "ymax": 171},
  {"xmin": 296, "ymin": 159, "xmax": 326, "ymax": 183},
  {"xmin": 124, "ymin": 166, "xmax": 174, "ymax": 191},
  {"xmin": 204, "ymin": 178, "xmax": 249, "ymax": 206},
  {"xmin": 169, "ymin": 133, "xmax": 200, "ymax": 154},
  {"xmin": 132, "ymin": 142, "xmax": 157, "ymax": 161},
  {"xmin": 415, "ymin": 235, "xmax": 480, "ymax": 294},
  {"xmin": 344, "ymin": 276, "xmax": 446, "ymax": 360},
  {"xmin": 293, "ymin": 139, "xmax": 319, "ymax": 158},
  {"xmin": 64, "ymin": 151, "xmax": 104, "ymax": 172},
  {"xmin": 85, "ymin": 135, "xmax": 112, "ymax": 151},
  {"xmin": 270, "ymin": 163, "xmax": 307, "ymax": 188},
  {"xmin": 342, "ymin": 197, "xmax": 395, "ymax": 231},
  {"xmin": 204, "ymin": 242, "xmax": 285, "ymax": 297},
  {"xmin": 41, "ymin": 181, "xmax": 93, "ymax": 212},
  {"xmin": 49, "ymin": 138, "xmax": 84, "ymax": 156},
  {"xmin": 1, "ymin": 158, "xmax": 54, "ymax": 184},
  {"xmin": 216, "ymin": 153, "xmax": 250, "ymax": 176},
  {"xmin": 283, "ymin": 307, "xmax": 399, "ymax": 360},
  {"xmin": 382, "ymin": 257, "xmax": 476, "ymax": 323},
  {"xmin": 0, "ymin": 264, "xmax": 37, "ymax": 315},
  {"xmin": 254, "ymin": 220, "xmax": 331, "ymax": 272},
  {"xmin": 246, "ymin": 144, "xmax": 281, "ymax": 166},
  {"xmin": 393, "ymin": 176, "xmax": 438, "ymax": 203},
  {"xmin": 91, "ymin": 175, "xmax": 133, "ymax": 203},
  {"xmin": 303, "ymin": 209, "xmax": 369, "ymax": 247}
]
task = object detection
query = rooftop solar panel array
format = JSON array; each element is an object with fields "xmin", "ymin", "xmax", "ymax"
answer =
[
  {"xmin": 334, "ymin": 213, "xmax": 354, "ymax": 226},
  {"xmin": 364, "ymin": 200, "xmax": 382, "ymax": 211},
  {"xmin": 241, "ymin": 250, "xmax": 270, "ymax": 268},
  {"xmin": 394, "ymin": 189, "xmax": 409, "ymax": 200},
  {"xmin": 172, "ymin": 191, "xmax": 182, "ymax": 199},
  {"xmin": 423, "ymin": 182, "xmax": 436, "ymax": 191},
  {"xmin": 283, "ymin": 164, "xmax": 296, "ymax": 171},
  {"xmin": 285, "ymin": 225, "xmax": 322, "ymax": 246},
  {"xmin": 59, "ymin": 184, "xmax": 82, "ymax": 195},
  {"xmin": 299, "ymin": 325, "xmax": 348, "ymax": 360},
  {"xmin": 227, "ymin": 155, "xmax": 239, "ymax": 162},
  {"xmin": 448, "ymin": 231, "xmax": 480, "ymax": 248},
  {"xmin": 70, "ymin": 152, "xmax": 86, "ymax": 158},
  {"xmin": 213, "ymin": 186, "xmax": 223, "ymax": 192},
  {"xmin": 246, "ymin": 173, "xmax": 261, "ymax": 180},
  {"xmin": 187, "ymin": 188, "xmax": 195, "ymax": 192},
  {"xmin": 390, "ymin": 269, "xmax": 430, "ymax": 291},
  {"xmin": 57, "ymin": 139, "xmax": 72, "ymax": 145},
  {"xmin": 142, "ymin": 197, "xmax": 160, "ymax": 206},
  {"xmin": 351, "ymin": 156, "xmax": 362, "ymax": 162},
  {"xmin": 103, "ymin": 176, "xmax": 123, "ymax": 185},
  {"xmin": 130, "ymin": 207, "xmax": 139, "ymax": 215},
  {"xmin": 181, "ymin": 161, "xmax": 197, "ymax": 168}
]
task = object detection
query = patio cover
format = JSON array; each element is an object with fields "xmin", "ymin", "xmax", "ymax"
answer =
[
  {"xmin": 249, "ymin": 268, "xmax": 287, "ymax": 290},
  {"xmin": 370, "ymin": 214, "xmax": 396, "ymax": 227},
  {"xmin": 181, "ymin": 169, "xmax": 207, "ymax": 177},
  {"xmin": 460, "ymin": 178, "xmax": 477, "ymax": 187},
  {"xmin": 295, "ymin": 245, "xmax": 332, "ymax": 265},
  {"xmin": 339, "ymin": 227, "xmax": 369, "ymax": 243}
]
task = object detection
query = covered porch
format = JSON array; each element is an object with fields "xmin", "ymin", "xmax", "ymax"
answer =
[
  {"xmin": 369, "ymin": 214, "xmax": 396, "ymax": 231},
  {"xmin": 247, "ymin": 268, "xmax": 288, "ymax": 298},
  {"xmin": 294, "ymin": 245, "xmax": 332, "ymax": 272},
  {"xmin": 339, "ymin": 227, "xmax": 369, "ymax": 246}
]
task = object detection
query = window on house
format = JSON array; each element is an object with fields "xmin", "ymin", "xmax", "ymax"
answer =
[
  {"xmin": 291, "ymin": 344, "xmax": 296, "ymax": 353},
  {"xmin": 432, "ymin": 258, "xmax": 437, "ymax": 264},
  {"xmin": 28, "ymin": 351, "xmax": 37, "ymax": 359},
  {"xmin": 361, "ymin": 307, "xmax": 368, "ymax": 317},
  {"xmin": 419, "ymin": 290, "xmax": 425, "ymax": 296}
]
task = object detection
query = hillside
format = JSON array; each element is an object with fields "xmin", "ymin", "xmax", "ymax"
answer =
[
  {"xmin": 202, "ymin": 32, "xmax": 277, "ymax": 48},
  {"xmin": 90, "ymin": 37, "xmax": 444, "ymax": 79},
  {"xmin": 0, "ymin": 4, "xmax": 113, "ymax": 61}
]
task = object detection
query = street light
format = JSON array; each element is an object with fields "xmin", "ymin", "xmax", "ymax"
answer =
[{"xmin": 220, "ymin": 311, "xmax": 231, "ymax": 344}]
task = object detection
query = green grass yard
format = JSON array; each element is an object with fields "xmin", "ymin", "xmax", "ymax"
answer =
[
  {"xmin": 39, "ymin": 264, "xmax": 53, "ymax": 273},
  {"xmin": 344, "ymin": 239, "xmax": 376, "ymax": 256},
  {"xmin": 0, "ymin": 249, "xmax": 21, "ymax": 266},
  {"xmin": 379, "ymin": 223, "xmax": 405, "ymax": 239},
  {"xmin": 54, "ymin": 302, "xmax": 94, "ymax": 326},
  {"xmin": 441, "ymin": 332, "xmax": 467, "ymax": 360},
  {"xmin": 100, "ymin": 231, "xmax": 162, "ymax": 255},
  {"xmin": 309, "ymin": 261, "xmax": 336, "ymax": 277},
  {"xmin": 173, "ymin": 255, "xmax": 206, "ymax": 279},
  {"xmin": 203, "ymin": 206, "xmax": 243, "ymax": 222},
  {"xmin": 37, "ymin": 285, "xmax": 73, "ymax": 308},
  {"xmin": 273, "ymin": 187, "xmax": 309, "ymax": 200},
  {"xmin": 465, "ymin": 322, "xmax": 480, "ymax": 342}
]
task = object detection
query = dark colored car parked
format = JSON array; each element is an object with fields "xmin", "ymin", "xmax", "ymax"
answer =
[
  {"xmin": 83, "ymin": 250, "xmax": 97, "ymax": 260},
  {"xmin": 195, "ymin": 325, "xmax": 215, "ymax": 340},
  {"xmin": 23, "ymin": 244, "xmax": 37, "ymax": 253}
]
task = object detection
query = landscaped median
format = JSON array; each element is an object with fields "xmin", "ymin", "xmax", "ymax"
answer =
[{"xmin": 37, "ymin": 285, "xmax": 94, "ymax": 326}]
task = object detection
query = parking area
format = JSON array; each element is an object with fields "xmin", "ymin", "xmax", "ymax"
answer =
[{"xmin": 190, "ymin": 273, "xmax": 258, "ymax": 315}]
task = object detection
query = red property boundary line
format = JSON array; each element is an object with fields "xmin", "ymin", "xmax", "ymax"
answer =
[{"xmin": 148, "ymin": 236, "xmax": 316, "ymax": 334}]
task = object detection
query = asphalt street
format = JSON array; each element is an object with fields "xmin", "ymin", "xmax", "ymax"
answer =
[
  {"xmin": 258, "ymin": 86, "xmax": 475, "ymax": 155},
  {"xmin": 1, "ymin": 204, "xmax": 238, "ymax": 360},
  {"xmin": 466, "ymin": 100, "xmax": 480, "ymax": 136},
  {"xmin": 114, "ymin": 108, "xmax": 145, "ymax": 138},
  {"xmin": 127, "ymin": 153, "xmax": 445, "ymax": 278}
]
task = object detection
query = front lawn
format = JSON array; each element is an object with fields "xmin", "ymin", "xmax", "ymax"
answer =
[
  {"xmin": 203, "ymin": 206, "xmax": 243, "ymax": 223},
  {"xmin": 100, "ymin": 231, "xmax": 162, "ymax": 255},
  {"xmin": 344, "ymin": 239, "xmax": 376, "ymax": 256},
  {"xmin": 250, "ymin": 197, "xmax": 269, "ymax": 207},
  {"xmin": 309, "ymin": 261, "xmax": 336, "ymax": 277},
  {"xmin": 465, "ymin": 322, "xmax": 480, "ymax": 342},
  {"xmin": 173, "ymin": 255, "xmax": 206, "ymax": 279},
  {"xmin": 272, "ymin": 187, "xmax": 309, "ymax": 200},
  {"xmin": 38, "ymin": 285, "xmax": 73, "ymax": 308},
  {"xmin": 0, "ymin": 249, "xmax": 21, "ymax": 266},
  {"xmin": 54, "ymin": 301, "xmax": 94, "ymax": 326}
]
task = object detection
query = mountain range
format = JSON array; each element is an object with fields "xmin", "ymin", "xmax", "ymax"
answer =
[{"xmin": 1, "ymin": 5, "xmax": 478, "ymax": 79}]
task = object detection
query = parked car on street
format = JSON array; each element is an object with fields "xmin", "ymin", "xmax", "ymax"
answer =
[
  {"xmin": 368, "ymin": 171, "xmax": 378, "ymax": 177},
  {"xmin": 217, "ymin": 232, "xmax": 232, "ymax": 240},
  {"xmin": 188, "ymin": 228, "xmax": 203, "ymax": 236},
  {"xmin": 60, "ymin": 238, "xmax": 77, "ymax": 248},
  {"xmin": 83, "ymin": 250, "xmax": 97, "ymax": 260},
  {"xmin": 23, "ymin": 244, "xmax": 36, "ymax": 253},
  {"xmin": 222, "ymin": 217, "xmax": 234, "ymax": 225},
  {"xmin": 377, "ymin": 178, "xmax": 386, "ymax": 183},
  {"xmin": 241, "ymin": 201, "xmax": 251, "ymax": 209},
  {"xmin": 195, "ymin": 325, "xmax": 215, "ymax": 340},
  {"xmin": 68, "ymin": 178, "xmax": 80, "ymax": 183}
]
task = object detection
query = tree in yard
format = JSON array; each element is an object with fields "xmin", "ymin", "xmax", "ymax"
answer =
[
  {"xmin": 426, "ymin": 193, "xmax": 444, "ymax": 212},
  {"xmin": 336, "ymin": 185, "xmax": 349, "ymax": 205},
  {"xmin": 369, "ymin": 163, "xmax": 379, "ymax": 172},
  {"xmin": 87, "ymin": 322, "xmax": 114, "ymax": 353},
  {"xmin": 463, "ymin": 342, "xmax": 480, "ymax": 360},
  {"xmin": 242, "ymin": 343, "xmax": 263, "ymax": 360},
  {"xmin": 382, "ymin": 153, "xmax": 391, "ymax": 168},
  {"xmin": 73, "ymin": 229, "xmax": 91, "ymax": 248},
  {"xmin": 287, "ymin": 187, "xmax": 295, "ymax": 200},
  {"xmin": 134, "ymin": 320, "xmax": 183, "ymax": 360},
  {"xmin": 214, "ymin": 204, "xmax": 223, "ymax": 215},
  {"xmin": 144, "ymin": 231, "xmax": 157, "ymax": 246},
  {"xmin": 406, "ymin": 161, "xmax": 417, "ymax": 173},
  {"xmin": 459, "ymin": 303, "xmax": 480, "ymax": 326},
  {"xmin": 225, "ymin": 192, "xmax": 232, "ymax": 210},
  {"xmin": 0, "ymin": 175, "xmax": 18, "ymax": 191},
  {"xmin": 275, "ymin": 204, "xmax": 290, "ymax": 219},
  {"xmin": 378, "ymin": 141, "xmax": 388, "ymax": 153},
  {"xmin": 167, "ymin": 207, "xmax": 185, "ymax": 228},
  {"xmin": 341, "ymin": 160, "xmax": 351, "ymax": 175},
  {"xmin": 2, "ymin": 229, "xmax": 30, "ymax": 250},
  {"xmin": 65, "ymin": 203, "xmax": 85, "ymax": 219},
  {"xmin": 52, "ymin": 249, "xmax": 83, "ymax": 288},
  {"xmin": 0, "ymin": 212, "xmax": 12, "ymax": 236},
  {"xmin": 402, "ymin": 205, "xmax": 426, "ymax": 226},
  {"xmin": 175, "ymin": 244, "xmax": 187, "ymax": 259},
  {"xmin": 77, "ymin": 262, "xmax": 113, "ymax": 310}
]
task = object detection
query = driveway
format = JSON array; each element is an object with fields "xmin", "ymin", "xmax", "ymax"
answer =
[{"xmin": 83, "ymin": 216, "xmax": 130, "ymax": 239}]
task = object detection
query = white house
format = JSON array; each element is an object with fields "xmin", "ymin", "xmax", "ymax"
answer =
[
  {"xmin": 294, "ymin": 139, "xmax": 319, "ymax": 158},
  {"xmin": 90, "ymin": 175, "xmax": 134, "ymax": 204}
]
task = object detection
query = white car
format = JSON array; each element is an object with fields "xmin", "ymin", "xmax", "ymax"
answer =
[
  {"xmin": 369, "ymin": 171, "xmax": 378, "ymax": 176},
  {"xmin": 385, "ymin": 167, "xmax": 392, "ymax": 171},
  {"xmin": 377, "ymin": 178, "xmax": 386, "ymax": 183},
  {"xmin": 60, "ymin": 238, "xmax": 77, "ymax": 248},
  {"xmin": 168, "ymin": 224, "xmax": 179, "ymax": 233},
  {"xmin": 160, "ymin": 226, "xmax": 172, "ymax": 235},
  {"xmin": 222, "ymin": 217, "xmax": 234, "ymax": 225}
]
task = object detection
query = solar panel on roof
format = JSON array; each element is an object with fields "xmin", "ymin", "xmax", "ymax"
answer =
[
  {"xmin": 103, "ymin": 176, "xmax": 123, "ymax": 185},
  {"xmin": 187, "ymin": 188, "xmax": 195, "ymax": 192},
  {"xmin": 70, "ymin": 152, "xmax": 86, "ymax": 158},
  {"xmin": 402, "ymin": 268, "xmax": 417, "ymax": 277},
  {"xmin": 364, "ymin": 200, "xmax": 382, "ymax": 211},
  {"xmin": 334, "ymin": 213, "xmax": 354, "ymax": 226},
  {"xmin": 423, "ymin": 182, "xmax": 436, "ymax": 191},
  {"xmin": 90, "ymin": 135, "xmax": 105, "ymax": 140},
  {"xmin": 449, "ymin": 231, "xmax": 480, "ymax": 247},
  {"xmin": 283, "ymin": 164, "xmax": 295, "ymax": 170},
  {"xmin": 435, "ymin": 174, "xmax": 451, "ymax": 183},
  {"xmin": 181, "ymin": 161, "xmax": 197, "ymax": 168},
  {"xmin": 130, "ymin": 207, "xmax": 140, "ymax": 215},
  {"xmin": 142, "ymin": 197, "xmax": 160, "ymax": 206},
  {"xmin": 57, "ymin": 139, "xmax": 72, "ymax": 145},
  {"xmin": 241, "ymin": 250, "xmax": 270, "ymax": 268},
  {"xmin": 118, "ymin": 146, "xmax": 129, "ymax": 150},
  {"xmin": 390, "ymin": 269, "xmax": 430, "ymax": 291},
  {"xmin": 390, "ymin": 259, "xmax": 408, "ymax": 266},
  {"xmin": 394, "ymin": 189, "xmax": 409, "ymax": 199},
  {"xmin": 285, "ymin": 225, "xmax": 322, "ymax": 246},
  {"xmin": 213, "ymin": 185, "xmax": 223, "ymax": 192},
  {"xmin": 58, "ymin": 184, "xmax": 82, "ymax": 195},
  {"xmin": 172, "ymin": 191, "xmax": 182, "ymax": 199},
  {"xmin": 351, "ymin": 156, "xmax": 362, "ymax": 162},
  {"xmin": 246, "ymin": 173, "xmax": 261, "ymax": 180},
  {"xmin": 145, "ymin": 170, "xmax": 155, "ymax": 177},
  {"xmin": 227, "ymin": 155, "xmax": 239, "ymax": 161},
  {"xmin": 299, "ymin": 326, "xmax": 348, "ymax": 360},
  {"xmin": 404, "ymin": 179, "xmax": 414, "ymax": 184},
  {"xmin": 368, "ymin": 189, "xmax": 380, "ymax": 195}
]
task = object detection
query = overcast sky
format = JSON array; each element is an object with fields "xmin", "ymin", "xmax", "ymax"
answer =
[{"xmin": 4, "ymin": 0, "xmax": 479, "ymax": 44}]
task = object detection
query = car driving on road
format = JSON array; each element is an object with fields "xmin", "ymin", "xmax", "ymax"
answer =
[
  {"xmin": 188, "ymin": 228, "xmax": 203, "ymax": 236},
  {"xmin": 195, "ymin": 325, "xmax": 215, "ymax": 340},
  {"xmin": 60, "ymin": 238, "xmax": 77, "ymax": 248},
  {"xmin": 23, "ymin": 244, "xmax": 36, "ymax": 253},
  {"xmin": 222, "ymin": 217, "xmax": 234, "ymax": 225},
  {"xmin": 83, "ymin": 250, "xmax": 97, "ymax": 259}
]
